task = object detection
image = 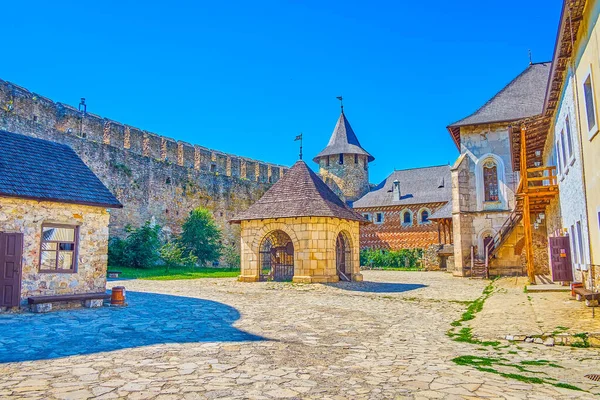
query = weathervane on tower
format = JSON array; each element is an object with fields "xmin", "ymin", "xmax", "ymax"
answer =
[{"xmin": 336, "ymin": 96, "xmax": 344, "ymax": 113}]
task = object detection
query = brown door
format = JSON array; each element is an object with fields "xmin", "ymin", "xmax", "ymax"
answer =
[
  {"xmin": 549, "ymin": 236, "xmax": 573, "ymax": 282},
  {"xmin": 0, "ymin": 232, "xmax": 23, "ymax": 307}
]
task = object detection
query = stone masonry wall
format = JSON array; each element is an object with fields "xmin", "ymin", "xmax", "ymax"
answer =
[
  {"xmin": 239, "ymin": 217, "xmax": 362, "ymax": 283},
  {"xmin": 451, "ymin": 124, "xmax": 522, "ymax": 276},
  {"xmin": 0, "ymin": 79, "xmax": 288, "ymax": 246},
  {"xmin": 0, "ymin": 197, "xmax": 110, "ymax": 307},
  {"xmin": 318, "ymin": 154, "xmax": 370, "ymax": 202}
]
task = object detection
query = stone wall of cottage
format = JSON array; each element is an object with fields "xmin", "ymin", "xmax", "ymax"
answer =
[
  {"xmin": 318, "ymin": 154, "xmax": 370, "ymax": 202},
  {"xmin": 0, "ymin": 197, "xmax": 110, "ymax": 306},
  {"xmin": 0, "ymin": 79, "xmax": 287, "ymax": 247},
  {"xmin": 239, "ymin": 217, "xmax": 362, "ymax": 283},
  {"xmin": 354, "ymin": 203, "xmax": 447, "ymax": 250}
]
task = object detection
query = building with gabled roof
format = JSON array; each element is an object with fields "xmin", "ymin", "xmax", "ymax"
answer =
[
  {"xmin": 353, "ymin": 165, "xmax": 452, "ymax": 254},
  {"xmin": 231, "ymin": 160, "xmax": 365, "ymax": 283},
  {"xmin": 0, "ymin": 130, "xmax": 122, "ymax": 311},
  {"xmin": 447, "ymin": 62, "xmax": 553, "ymax": 278}
]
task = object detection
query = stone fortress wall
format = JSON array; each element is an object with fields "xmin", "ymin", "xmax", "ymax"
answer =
[{"xmin": 0, "ymin": 79, "xmax": 288, "ymax": 248}]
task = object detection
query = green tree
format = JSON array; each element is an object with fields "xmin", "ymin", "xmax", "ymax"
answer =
[
  {"xmin": 123, "ymin": 222, "xmax": 162, "ymax": 269},
  {"xmin": 222, "ymin": 243, "xmax": 241, "ymax": 268},
  {"xmin": 159, "ymin": 241, "xmax": 198, "ymax": 272},
  {"xmin": 179, "ymin": 207, "xmax": 223, "ymax": 266}
]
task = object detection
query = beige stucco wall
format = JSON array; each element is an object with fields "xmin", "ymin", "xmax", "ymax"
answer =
[
  {"xmin": 239, "ymin": 217, "xmax": 362, "ymax": 283},
  {"xmin": 0, "ymin": 197, "xmax": 110, "ymax": 306},
  {"xmin": 575, "ymin": 2, "xmax": 600, "ymax": 290}
]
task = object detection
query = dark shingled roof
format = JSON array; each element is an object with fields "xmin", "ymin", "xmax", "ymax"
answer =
[
  {"xmin": 428, "ymin": 201, "xmax": 452, "ymax": 220},
  {"xmin": 230, "ymin": 160, "xmax": 367, "ymax": 223},
  {"xmin": 0, "ymin": 130, "xmax": 122, "ymax": 208},
  {"xmin": 353, "ymin": 165, "xmax": 451, "ymax": 208},
  {"xmin": 448, "ymin": 62, "xmax": 551, "ymax": 128},
  {"xmin": 313, "ymin": 112, "xmax": 374, "ymax": 162}
]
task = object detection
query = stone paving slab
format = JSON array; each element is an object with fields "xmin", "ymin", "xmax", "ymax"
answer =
[
  {"xmin": 471, "ymin": 276, "xmax": 600, "ymax": 337},
  {"xmin": 1, "ymin": 271, "xmax": 599, "ymax": 399}
]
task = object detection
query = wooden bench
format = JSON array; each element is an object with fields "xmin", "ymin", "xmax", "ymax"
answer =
[
  {"xmin": 573, "ymin": 288, "xmax": 600, "ymax": 307},
  {"xmin": 28, "ymin": 292, "xmax": 111, "ymax": 313}
]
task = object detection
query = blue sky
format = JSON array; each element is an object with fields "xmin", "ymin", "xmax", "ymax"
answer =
[{"xmin": 2, "ymin": 1, "xmax": 561, "ymax": 183}]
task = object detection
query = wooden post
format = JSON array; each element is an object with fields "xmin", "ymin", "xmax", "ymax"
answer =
[
  {"xmin": 438, "ymin": 222, "xmax": 442, "ymax": 244},
  {"xmin": 521, "ymin": 124, "xmax": 536, "ymax": 285}
]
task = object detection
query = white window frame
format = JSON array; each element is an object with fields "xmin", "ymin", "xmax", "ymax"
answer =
[
  {"xmin": 362, "ymin": 213, "xmax": 371, "ymax": 222},
  {"xmin": 375, "ymin": 212, "xmax": 384, "ymax": 224},
  {"xmin": 475, "ymin": 153, "xmax": 507, "ymax": 211},
  {"xmin": 581, "ymin": 66, "xmax": 599, "ymax": 140},
  {"xmin": 564, "ymin": 115, "xmax": 575, "ymax": 165}
]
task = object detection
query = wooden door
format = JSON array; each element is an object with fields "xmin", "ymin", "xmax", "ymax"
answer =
[
  {"xmin": 549, "ymin": 236, "xmax": 573, "ymax": 282},
  {"xmin": 0, "ymin": 232, "xmax": 23, "ymax": 307}
]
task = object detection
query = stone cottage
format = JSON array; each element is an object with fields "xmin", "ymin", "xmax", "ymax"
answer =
[
  {"xmin": 230, "ymin": 160, "xmax": 367, "ymax": 283},
  {"xmin": 0, "ymin": 130, "xmax": 122, "ymax": 311}
]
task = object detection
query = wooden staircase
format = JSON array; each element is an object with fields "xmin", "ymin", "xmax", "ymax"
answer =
[{"xmin": 484, "ymin": 208, "xmax": 523, "ymax": 269}]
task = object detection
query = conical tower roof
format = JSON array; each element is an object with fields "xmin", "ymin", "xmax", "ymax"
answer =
[
  {"xmin": 313, "ymin": 112, "xmax": 374, "ymax": 163},
  {"xmin": 229, "ymin": 160, "xmax": 367, "ymax": 223}
]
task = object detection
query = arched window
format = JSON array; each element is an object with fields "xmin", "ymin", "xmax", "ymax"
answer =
[
  {"xmin": 421, "ymin": 210, "xmax": 429, "ymax": 223},
  {"xmin": 483, "ymin": 160, "xmax": 499, "ymax": 202},
  {"xmin": 403, "ymin": 211, "xmax": 411, "ymax": 224}
]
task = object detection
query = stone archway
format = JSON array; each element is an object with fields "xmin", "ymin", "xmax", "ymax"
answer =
[
  {"xmin": 336, "ymin": 231, "xmax": 353, "ymax": 281},
  {"xmin": 259, "ymin": 230, "xmax": 294, "ymax": 281}
]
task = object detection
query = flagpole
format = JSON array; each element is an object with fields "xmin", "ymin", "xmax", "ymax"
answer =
[{"xmin": 300, "ymin": 133, "xmax": 303, "ymax": 160}]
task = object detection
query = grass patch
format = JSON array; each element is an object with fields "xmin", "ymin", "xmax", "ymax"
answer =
[
  {"xmin": 452, "ymin": 356, "xmax": 583, "ymax": 392},
  {"xmin": 553, "ymin": 382, "xmax": 585, "ymax": 391},
  {"xmin": 552, "ymin": 326, "xmax": 570, "ymax": 335},
  {"xmin": 447, "ymin": 281, "xmax": 499, "ymax": 346},
  {"xmin": 108, "ymin": 266, "xmax": 240, "ymax": 280},
  {"xmin": 523, "ymin": 285, "xmax": 528, "ymax": 293},
  {"xmin": 571, "ymin": 333, "xmax": 591, "ymax": 348}
]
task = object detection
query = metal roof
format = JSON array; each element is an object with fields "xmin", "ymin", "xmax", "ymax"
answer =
[{"xmin": 353, "ymin": 165, "xmax": 451, "ymax": 208}]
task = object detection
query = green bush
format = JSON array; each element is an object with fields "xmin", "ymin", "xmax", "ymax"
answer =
[
  {"xmin": 360, "ymin": 248, "xmax": 423, "ymax": 269},
  {"xmin": 179, "ymin": 207, "xmax": 223, "ymax": 266},
  {"xmin": 109, "ymin": 222, "xmax": 162, "ymax": 269},
  {"xmin": 222, "ymin": 244, "xmax": 241, "ymax": 268},
  {"xmin": 159, "ymin": 241, "xmax": 198, "ymax": 272}
]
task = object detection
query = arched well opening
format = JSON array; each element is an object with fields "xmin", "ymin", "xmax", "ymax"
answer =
[
  {"xmin": 259, "ymin": 230, "xmax": 294, "ymax": 281},
  {"xmin": 336, "ymin": 231, "xmax": 353, "ymax": 282}
]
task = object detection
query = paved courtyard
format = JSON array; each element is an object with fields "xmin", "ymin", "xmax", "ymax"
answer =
[{"xmin": 2, "ymin": 271, "xmax": 600, "ymax": 399}]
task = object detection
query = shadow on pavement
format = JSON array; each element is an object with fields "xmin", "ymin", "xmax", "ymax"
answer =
[
  {"xmin": 0, "ymin": 291, "xmax": 264, "ymax": 363},
  {"xmin": 326, "ymin": 281, "xmax": 427, "ymax": 293}
]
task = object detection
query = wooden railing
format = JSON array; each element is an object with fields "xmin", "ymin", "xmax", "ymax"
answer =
[
  {"xmin": 485, "ymin": 209, "xmax": 523, "ymax": 273},
  {"xmin": 524, "ymin": 166, "xmax": 558, "ymax": 189}
]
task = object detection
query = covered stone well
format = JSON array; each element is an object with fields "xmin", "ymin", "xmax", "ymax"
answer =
[{"xmin": 230, "ymin": 160, "xmax": 367, "ymax": 283}]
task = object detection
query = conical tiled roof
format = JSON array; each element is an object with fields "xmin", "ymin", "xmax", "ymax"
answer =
[
  {"xmin": 229, "ymin": 160, "xmax": 367, "ymax": 223},
  {"xmin": 313, "ymin": 112, "xmax": 374, "ymax": 162}
]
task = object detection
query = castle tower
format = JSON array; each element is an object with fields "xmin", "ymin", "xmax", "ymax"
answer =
[{"xmin": 313, "ymin": 110, "xmax": 374, "ymax": 202}]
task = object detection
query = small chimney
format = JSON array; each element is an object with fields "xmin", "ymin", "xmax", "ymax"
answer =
[{"xmin": 392, "ymin": 180, "xmax": 400, "ymax": 201}]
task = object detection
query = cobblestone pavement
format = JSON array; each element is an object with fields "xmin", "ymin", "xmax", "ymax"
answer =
[
  {"xmin": 471, "ymin": 276, "xmax": 600, "ymax": 338},
  {"xmin": 2, "ymin": 271, "xmax": 600, "ymax": 399}
]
